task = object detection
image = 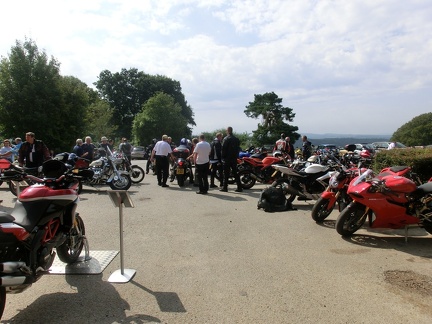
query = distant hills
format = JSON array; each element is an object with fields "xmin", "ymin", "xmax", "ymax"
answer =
[{"xmin": 293, "ymin": 134, "xmax": 391, "ymax": 149}]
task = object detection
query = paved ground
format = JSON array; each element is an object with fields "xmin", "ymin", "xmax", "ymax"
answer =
[{"xmin": 1, "ymin": 159, "xmax": 432, "ymax": 323}]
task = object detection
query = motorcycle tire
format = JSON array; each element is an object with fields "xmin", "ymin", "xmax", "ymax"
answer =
[
  {"xmin": 238, "ymin": 170, "xmax": 256, "ymax": 189},
  {"xmin": 57, "ymin": 214, "xmax": 85, "ymax": 264},
  {"xmin": 0, "ymin": 287, "xmax": 5, "ymax": 319},
  {"xmin": 130, "ymin": 165, "xmax": 145, "ymax": 183},
  {"xmin": 8, "ymin": 180, "xmax": 30, "ymax": 197},
  {"xmin": 311, "ymin": 197, "xmax": 334, "ymax": 222},
  {"xmin": 109, "ymin": 174, "xmax": 132, "ymax": 190},
  {"xmin": 335, "ymin": 202, "xmax": 368, "ymax": 237},
  {"xmin": 271, "ymin": 178, "xmax": 296, "ymax": 203},
  {"xmin": 177, "ymin": 174, "xmax": 185, "ymax": 187}
]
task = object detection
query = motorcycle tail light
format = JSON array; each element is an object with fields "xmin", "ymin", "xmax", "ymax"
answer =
[{"xmin": 178, "ymin": 161, "xmax": 184, "ymax": 167}]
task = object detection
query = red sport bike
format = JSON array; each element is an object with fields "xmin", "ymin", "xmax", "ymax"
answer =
[{"xmin": 0, "ymin": 160, "xmax": 93, "ymax": 318}]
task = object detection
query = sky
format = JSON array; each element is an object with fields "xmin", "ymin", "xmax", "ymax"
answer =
[{"xmin": 1, "ymin": 0, "xmax": 431, "ymax": 136}]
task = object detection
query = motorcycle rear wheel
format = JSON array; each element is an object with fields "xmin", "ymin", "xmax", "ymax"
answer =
[
  {"xmin": 238, "ymin": 170, "xmax": 256, "ymax": 189},
  {"xmin": 57, "ymin": 214, "xmax": 85, "ymax": 264},
  {"xmin": 109, "ymin": 174, "xmax": 132, "ymax": 190},
  {"xmin": 177, "ymin": 174, "xmax": 185, "ymax": 187},
  {"xmin": 335, "ymin": 202, "xmax": 367, "ymax": 237},
  {"xmin": 311, "ymin": 197, "xmax": 334, "ymax": 222},
  {"xmin": 0, "ymin": 287, "xmax": 5, "ymax": 319},
  {"xmin": 130, "ymin": 165, "xmax": 145, "ymax": 183}
]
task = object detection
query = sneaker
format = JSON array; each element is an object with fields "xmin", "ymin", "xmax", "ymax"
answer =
[{"xmin": 219, "ymin": 188, "xmax": 228, "ymax": 192}]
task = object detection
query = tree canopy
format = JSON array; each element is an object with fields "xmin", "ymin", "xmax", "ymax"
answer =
[
  {"xmin": 132, "ymin": 92, "xmax": 189, "ymax": 145},
  {"xmin": 0, "ymin": 38, "xmax": 90, "ymax": 152},
  {"xmin": 244, "ymin": 92, "xmax": 299, "ymax": 145},
  {"xmin": 94, "ymin": 68, "xmax": 195, "ymax": 140},
  {"xmin": 392, "ymin": 112, "xmax": 432, "ymax": 146}
]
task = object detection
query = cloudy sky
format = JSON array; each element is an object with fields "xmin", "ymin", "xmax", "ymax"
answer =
[{"xmin": 1, "ymin": 0, "xmax": 431, "ymax": 136}]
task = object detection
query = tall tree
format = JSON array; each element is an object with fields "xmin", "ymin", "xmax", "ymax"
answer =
[
  {"xmin": 244, "ymin": 92, "xmax": 299, "ymax": 146},
  {"xmin": 94, "ymin": 68, "xmax": 195, "ymax": 139},
  {"xmin": 132, "ymin": 92, "xmax": 188, "ymax": 145},
  {"xmin": 391, "ymin": 112, "xmax": 432, "ymax": 146},
  {"xmin": 0, "ymin": 38, "xmax": 90, "ymax": 152}
]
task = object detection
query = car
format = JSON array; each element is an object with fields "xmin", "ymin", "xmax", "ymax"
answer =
[
  {"xmin": 372, "ymin": 142, "xmax": 406, "ymax": 150},
  {"xmin": 131, "ymin": 146, "xmax": 148, "ymax": 160},
  {"xmin": 343, "ymin": 143, "xmax": 375, "ymax": 155},
  {"xmin": 316, "ymin": 144, "xmax": 339, "ymax": 151}
]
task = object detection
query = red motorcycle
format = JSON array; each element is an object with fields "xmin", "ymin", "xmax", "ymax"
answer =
[
  {"xmin": 335, "ymin": 168, "xmax": 432, "ymax": 237},
  {"xmin": 311, "ymin": 165, "xmax": 420, "ymax": 223},
  {"xmin": 0, "ymin": 160, "xmax": 93, "ymax": 318},
  {"xmin": 237, "ymin": 154, "xmax": 289, "ymax": 189}
]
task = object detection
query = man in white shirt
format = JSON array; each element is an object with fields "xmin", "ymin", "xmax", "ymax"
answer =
[
  {"xmin": 151, "ymin": 135, "xmax": 175, "ymax": 187},
  {"xmin": 193, "ymin": 134, "xmax": 211, "ymax": 194}
]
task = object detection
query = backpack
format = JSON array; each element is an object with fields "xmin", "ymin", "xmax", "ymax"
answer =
[{"xmin": 257, "ymin": 186, "xmax": 295, "ymax": 212}]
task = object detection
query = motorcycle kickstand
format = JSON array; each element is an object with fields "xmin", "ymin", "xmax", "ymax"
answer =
[{"xmin": 83, "ymin": 235, "xmax": 92, "ymax": 261}]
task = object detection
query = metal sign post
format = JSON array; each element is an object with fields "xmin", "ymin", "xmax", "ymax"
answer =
[{"xmin": 107, "ymin": 190, "xmax": 136, "ymax": 283}]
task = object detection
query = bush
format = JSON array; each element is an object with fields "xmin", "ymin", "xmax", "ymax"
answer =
[{"xmin": 372, "ymin": 148, "xmax": 432, "ymax": 182}]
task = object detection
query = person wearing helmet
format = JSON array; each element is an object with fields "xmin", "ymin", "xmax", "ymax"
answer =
[
  {"xmin": 170, "ymin": 138, "xmax": 193, "ymax": 183},
  {"xmin": 209, "ymin": 132, "xmax": 223, "ymax": 188},
  {"xmin": 146, "ymin": 138, "xmax": 158, "ymax": 174}
]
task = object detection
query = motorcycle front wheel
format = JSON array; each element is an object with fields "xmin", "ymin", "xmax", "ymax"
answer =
[
  {"xmin": 335, "ymin": 202, "xmax": 367, "ymax": 237},
  {"xmin": 130, "ymin": 165, "xmax": 145, "ymax": 183},
  {"xmin": 109, "ymin": 174, "xmax": 132, "ymax": 190},
  {"xmin": 311, "ymin": 197, "xmax": 334, "ymax": 222},
  {"xmin": 8, "ymin": 180, "xmax": 30, "ymax": 197},
  {"xmin": 238, "ymin": 170, "xmax": 256, "ymax": 189},
  {"xmin": 57, "ymin": 214, "xmax": 85, "ymax": 264}
]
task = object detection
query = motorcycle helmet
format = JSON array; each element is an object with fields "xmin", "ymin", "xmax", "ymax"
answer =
[{"xmin": 180, "ymin": 138, "xmax": 188, "ymax": 146}]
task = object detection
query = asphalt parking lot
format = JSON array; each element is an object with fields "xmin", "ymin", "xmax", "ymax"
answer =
[{"xmin": 1, "ymin": 159, "xmax": 432, "ymax": 323}]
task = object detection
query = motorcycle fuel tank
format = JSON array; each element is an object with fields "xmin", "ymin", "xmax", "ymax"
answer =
[
  {"xmin": 304, "ymin": 164, "xmax": 328, "ymax": 174},
  {"xmin": 382, "ymin": 175, "xmax": 416, "ymax": 193}
]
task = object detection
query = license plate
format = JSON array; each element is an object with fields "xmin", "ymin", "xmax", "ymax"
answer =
[{"xmin": 176, "ymin": 168, "xmax": 185, "ymax": 174}]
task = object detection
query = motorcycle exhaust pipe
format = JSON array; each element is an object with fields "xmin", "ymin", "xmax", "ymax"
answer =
[
  {"xmin": 0, "ymin": 262, "xmax": 26, "ymax": 273},
  {"xmin": 0, "ymin": 275, "xmax": 27, "ymax": 286}
]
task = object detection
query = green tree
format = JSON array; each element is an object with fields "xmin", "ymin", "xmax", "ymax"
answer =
[
  {"xmin": 132, "ymin": 92, "xmax": 188, "ymax": 145},
  {"xmin": 244, "ymin": 92, "xmax": 299, "ymax": 146},
  {"xmin": 391, "ymin": 113, "xmax": 432, "ymax": 146},
  {"xmin": 95, "ymin": 68, "xmax": 195, "ymax": 140},
  {"xmin": 83, "ymin": 98, "xmax": 117, "ymax": 143},
  {"xmin": 0, "ymin": 38, "xmax": 90, "ymax": 152}
]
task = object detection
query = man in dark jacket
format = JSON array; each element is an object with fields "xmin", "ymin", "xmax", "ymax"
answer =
[
  {"xmin": 18, "ymin": 132, "xmax": 51, "ymax": 168},
  {"xmin": 220, "ymin": 126, "xmax": 242, "ymax": 192},
  {"xmin": 209, "ymin": 132, "xmax": 223, "ymax": 188}
]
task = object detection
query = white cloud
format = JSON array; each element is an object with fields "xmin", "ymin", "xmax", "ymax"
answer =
[{"xmin": 1, "ymin": 0, "xmax": 431, "ymax": 137}]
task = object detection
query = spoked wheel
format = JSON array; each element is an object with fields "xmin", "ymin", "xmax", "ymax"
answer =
[
  {"xmin": 130, "ymin": 165, "xmax": 145, "ymax": 183},
  {"xmin": 109, "ymin": 174, "xmax": 132, "ymax": 190},
  {"xmin": 311, "ymin": 197, "xmax": 334, "ymax": 222},
  {"xmin": 335, "ymin": 202, "xmax": 368, "ymax": 237},
  {"xmin": 57, "ymin": 215, "xmax": 86, "ymax": 264},
  {"xmin": 271, "ymin": 178, "xmax": 296, "ymax": 203},
  {"xmin": 238, "ymin": 170, "xmax": 256, "ymax": 189}
]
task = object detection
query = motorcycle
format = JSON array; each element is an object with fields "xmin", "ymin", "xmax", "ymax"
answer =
[
  {"xmin": 335, "ymin": 168, "xmax": 432, "ymax": 237},
  {"xmin": 83, "ymin": 147, "xmax": 132, "ymax": 190},
  {"xmin": 0, "ymin": 160, "xmax": 94, "ymax": 318},
  {"xmin": 0, "ymin": 160, "xmax": 45, "ymax": 197},
  {"xmin": 115, "ymin": 152, "xmax": 145, "ymax": 184},
  {"xmin": 271, "ymin": 159, "xmax": 340, "ymax": 202},
  {"xmin": 170, "ymin": 146, "xmax": 192, "ymax": 187},
  {"xmin": 237, "ymin": 154, "xmax": 289, "ymax": 189}
]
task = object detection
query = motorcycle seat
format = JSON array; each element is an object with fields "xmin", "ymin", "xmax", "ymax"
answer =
[
  {"xmin": 416, "ymin": 182, "xmax": 432, "ymax": 195},
  {"xmin": 0, "ymin": 211, "xmax": 15, "ymax": 223}
]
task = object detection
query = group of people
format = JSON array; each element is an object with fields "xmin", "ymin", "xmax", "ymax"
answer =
[
  {"xmin": 272, "ymin": 134, "xmax": 312, "ymax": 160},
  {"xmin": 150, "ymin": 126, "xmax": 243, "ymax": 194}
]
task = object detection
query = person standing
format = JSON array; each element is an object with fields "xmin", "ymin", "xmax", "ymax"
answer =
[
  {"xmin": 82, "ymin": 136, "xmax": 95, "ymax": 160},
  {"xmin": 285, "ymin": 136, "xmax": 295, "ymax": 161},
  {"xmin": 274, "ymin": 133, "xmax": 287, "ymax": 154},
  {"xmin": 151, "ymin": 135, "xmax": 175, "ymax": 187},
  {"xmin": 72, "ymin": 139, "xmax": 85, "ymax": 157},
  {"xmin": 0, "ymin": 139, "xmax": 14, "ymax": 163},
  {"xmin": 18, "ymin": 132, "xmax": 51, "ymax": 168},
  {"xmin": 119, "ymin": 137, "xmax": 132, "ymax": 161},
  {"xmin": 220, "ymin": 126, "xmax": 242, "ymax": 193},
  {"xmin": 193, "ymin": 134, "xmax": 211, "ymax": 194},
  {"xmin": 301, "ymin": 135, "xmax": 312, "ymax": 160},
  {"xmin": 11, "ymin": 137, "xmax": 22, "ymax": 161},
  {"xmin": 209, "ymin": 132, "xmax": 223, "ymax": 188}
]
